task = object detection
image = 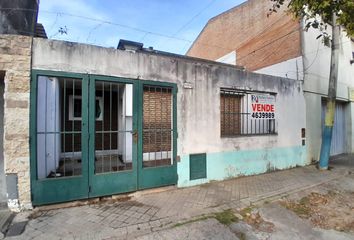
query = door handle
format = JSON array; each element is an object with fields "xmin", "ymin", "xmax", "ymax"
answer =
[{"xmin": 132, "ymin": 130, "xmax": 138, "ymax": 143}]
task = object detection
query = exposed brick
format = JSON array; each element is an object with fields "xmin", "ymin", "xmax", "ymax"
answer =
[
  {"xmin": 187, "ymin": 0, "xmax": 301, "ymax": 71},
  {"xmin": 143, "ymin": 87, "xmax": 172, "ymax": 153}
]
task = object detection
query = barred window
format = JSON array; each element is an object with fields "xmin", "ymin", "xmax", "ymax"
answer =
[
  {"xmin": 220, "ymin": 90, "xmax": 242, "ymax": 136},
  {"xmin": 220, "ymin": 89, "xmax": 277, "ymax": 137}
]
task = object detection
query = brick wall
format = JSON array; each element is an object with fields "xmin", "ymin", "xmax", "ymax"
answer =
[
  {"xmin": 0, "ymin": 34, "xmax": 32, "ymax": 210},
  {"xmin": 143, "ymin": 87, "xmax": 172, "ymax": 153},
  {"xmin": 220, "ymin": 93, "xmax": 241, "ymax": 136},
  {"xmin": 186, "ymin": 0, "xmax": 301, "ymax": 71}
]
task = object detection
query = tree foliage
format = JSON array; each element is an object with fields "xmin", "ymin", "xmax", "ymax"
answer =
[{"xmin": 269, "ymin": 0, "xmax": 354, "ymax": 39}]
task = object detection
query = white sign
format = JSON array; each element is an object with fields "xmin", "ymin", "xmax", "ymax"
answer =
[{"xmin": 250, "ymin": 94, "xmax": 275, "ymax": 119}]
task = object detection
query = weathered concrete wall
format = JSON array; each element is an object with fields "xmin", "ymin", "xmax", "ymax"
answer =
[
  {"xmin": 0, "ymin": 35, "xmax": 32, "ymax": 210},
  {"xmin": 186, "ymin": 0, "xmax": 301, "ymax": 71},
  {"xmin": 32, "ymin": 38, "xmax": 307, "ymax": 188}
]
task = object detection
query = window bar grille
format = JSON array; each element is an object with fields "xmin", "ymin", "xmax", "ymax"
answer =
[
  {"xmin": 71, "ymin": 79, "xmax": 75, "ymax": 176},
  {"xmin": 154, "ymin": 86, "xmax": 157, "ymax": 167},
  {"xmin": 54, "ymin": 78, "xmax": 57, "ymax": 177},
  {"xmin": 227, "ymin": 93, "xmax": 230, "ymax": 135},
  {"xmin": 63, "ymin": 79, "xmax": 66, "ymax": 176},
  {"xmin": 254, "ymin": 120, "xmax": 256, "ymax": 134},
  {"xmin": 109, "ymin": 83, "xmax": 112, "ymax": 172},
  {"xmin": 44, "ymin": 78, "xmax": 48, "ymax": 178},
  {"xmin": 246, "ymin": 93, "xmax": 248, "ymax": 134},
  {"xmin": 164, "ymin": 89, "xmax": 167, "ymax": 164},
  {"xmin": 221, "ymin": 89, "xmax": 278, "ymax": 136},
  {"xmin": 101, "ymin": 81, "xmax": 105, "ymax": 173},
  {"xmin": 117, "ymin": 83, "xmax": 119, "ymax": 171},
  {"xmin": 148, "ymin": 86, "xmax": 151, "ymax": 164},
  {"xmin": 230, "ymin": 92, "xmax": 234, "ymax": 135},
  {"xmin": 258, "ymin": 119, "xmax": 260, "ymax": 134},
  {"xmin": 223, "ymin": 91, "xmax": 226, "ymax": 135},
  {"xmin": 159, "ymin": 87, "xmax": 163, "ymax": 163}
]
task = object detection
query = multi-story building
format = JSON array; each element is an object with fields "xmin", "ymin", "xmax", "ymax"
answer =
[{"xmin": 187, "ymin": 0, "xmax": 354, "ymax": 163}]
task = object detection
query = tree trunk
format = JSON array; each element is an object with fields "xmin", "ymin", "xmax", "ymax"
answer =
[{"xmin": 319, "ymin": 13, "xmax": 340, "ymax": 170}]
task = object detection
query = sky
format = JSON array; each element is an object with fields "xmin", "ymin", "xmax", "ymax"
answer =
[{"xmin": 38, "ymin": 0, "xmax": 245, "ymax": 55}]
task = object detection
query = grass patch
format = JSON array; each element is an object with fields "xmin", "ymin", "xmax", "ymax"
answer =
[
  {"xmin": 172, "ymin": 209, "xmax": 239, "ymax": 228},
  {"xmin": 240, "ymin": 206, "xmax": 254, "ymax": 217},
  {"xmin": 172, "ymin": 215, "xmax": 211, "ymax": 228},
  {"xmin": 299, "ymin": 196, "xmax": 310, "ymax": 205},
  {"xmin": 214, "ymin": 209, "xmax": 238, "ymax": 225},
  {"xmin": 281, "ymin": 197, "xmax": 311, "ymax": 218}
]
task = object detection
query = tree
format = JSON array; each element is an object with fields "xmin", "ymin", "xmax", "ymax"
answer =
[
  {"xmin": 269, "ymin": 0, "xmax": 354, "ymax": 41},
  {"xmin": 269, "ymin": 0, "xmax": 354, "ymax": 170}
]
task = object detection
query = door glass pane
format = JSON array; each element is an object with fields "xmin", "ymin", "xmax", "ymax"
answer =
[
  {"xmin": 95, "ymin": 82, "xmax": 133, "ymax": 174},
  {"xmin": 37, "ymin": 76, "xmax": 82, "ymax": 179},
  {"xmin": 143, "ymin": 86, "xmax": 173, "ymax": 168}
]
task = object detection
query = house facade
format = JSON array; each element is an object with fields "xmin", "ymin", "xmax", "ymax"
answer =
[
  {"xmin": 0, "ymin": 33, "xmax": 307, "ymax": 209},
  {"xmin": 187, "ymin": 0, "xmax": 354, "ymax": 163},
  {"xmin": 0, "ymin": 0, "xmax": 310, "ymax": 210}
]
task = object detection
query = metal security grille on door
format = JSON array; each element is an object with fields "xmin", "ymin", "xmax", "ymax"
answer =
[
  {"xmin": 142, "ymin": 86, "xmax": 173, "ymax": 168},
  {"xmin": 93, "ymin": 81, "xmax": 133, "ymax": 174},
  {"xmin": 31, "ymin": 70, "xmax": 178, "ymax": 205},
  {"xmin": 36, "ymin": 76, "xmax": 83, "ymax": 179}
]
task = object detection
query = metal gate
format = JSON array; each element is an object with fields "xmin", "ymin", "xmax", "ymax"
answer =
[
  {"xmin": 30, "ymin": 70, "xmax": 177, "ymax": 205},
  {"xmin": 321, "ymin": 100, "xmax": 347, "ymax": 156}
]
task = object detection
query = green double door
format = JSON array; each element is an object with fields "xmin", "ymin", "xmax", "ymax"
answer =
[{"xmin": 31, "ymin": 71, "xmax": 177, "ymax": 206}]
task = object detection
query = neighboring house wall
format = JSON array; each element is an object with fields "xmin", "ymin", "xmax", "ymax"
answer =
[
  {"xmin": 255, "ymin": 56, "xmax": 304, "ymax": 81},
  {"xmin": 189, "ymin": 0, "xmax": 354, "ymax": 163},
  {"xmin": 186, "ymin": 0, "xmax": 301, "ymax": 71},
  {"xmin": 32, "ymin": 38, "xmax": 306, "ymax": 189},
  {"xmin": 0, "ymin": 35, "xmax": 32, "ymax": 210},
  {"xmin": 302, "ymin": 26, "xmax": 354, "ymax": 161},
  {"xmin": 216, "ymin": 51, "xmax": 236, "ymax": 65}
]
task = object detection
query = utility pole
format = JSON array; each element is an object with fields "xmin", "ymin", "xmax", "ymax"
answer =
[{"xmin": 319, "ymin": 13, "xmax": 340, "ymax": 170}]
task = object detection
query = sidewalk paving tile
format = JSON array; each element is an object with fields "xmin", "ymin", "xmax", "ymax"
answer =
[{"xmin": 4, "ymin": 165, "xmax": 349, "ymax": 239}]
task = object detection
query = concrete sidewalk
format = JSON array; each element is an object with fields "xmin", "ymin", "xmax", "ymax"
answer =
[{"xmin": 5, "ymin": 164, "xmax": 349, "ymax": 240}]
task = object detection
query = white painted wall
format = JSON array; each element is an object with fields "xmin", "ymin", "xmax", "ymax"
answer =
[
  {"xmin": 216, "ymin": 51, "xmax": 236, "ymax": 65},
  {"xmin": 303, "ymin": 24, "xmax": 354, "ymax": 160},
  {"xmin": 37, "ymin": 76, "xmax": 61, "ymax": 179},
  {"xmin": 117, "ymin": 85, "xmax": 133, "ymax": 163},
  {"xmin": 303, "ymin": 26, "xmax": 354, "ymax": 98},
  {"xmin": 255, "ymin": 56, "xmax": 304, "ymax": 81}
]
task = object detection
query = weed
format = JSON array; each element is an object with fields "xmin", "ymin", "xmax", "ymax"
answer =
[
  {"xmin": 172, "ymin": 215, "xmax": 211, "ymax": 228},
  {"xmin": 240, "ymin": 206, "xmax": 254, "ymax": 217},
  {"xmin": 214, "ymin": 209, "xmax": 238, "ymax": 225}
]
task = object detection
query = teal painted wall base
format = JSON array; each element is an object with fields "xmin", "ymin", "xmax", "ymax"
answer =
[{"xmin": 177, "ymin": 146, "xmax": 307, "ymax": 187}]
